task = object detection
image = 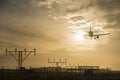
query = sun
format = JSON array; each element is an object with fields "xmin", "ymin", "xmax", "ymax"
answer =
[
  {"xmin": 74, "ymin": 31, "xmax": 86, "ymax": 41},
  {"xmin": 70, "ymin": 30, "xmax": 98, "ymax": 50}
]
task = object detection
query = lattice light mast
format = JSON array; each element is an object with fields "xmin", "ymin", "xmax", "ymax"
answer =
[
  {"xmin": 48, "ymin": 59, "xmax": 67, "ymax": 67},
  {"xmin": 5, "ymin": 48, "xmax": 36, "ymax": 69}
]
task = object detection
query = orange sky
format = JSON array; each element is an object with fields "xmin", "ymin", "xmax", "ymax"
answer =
[{"xmin": 0, "ymin": 0, "xmax": 120, "ymax": 70}]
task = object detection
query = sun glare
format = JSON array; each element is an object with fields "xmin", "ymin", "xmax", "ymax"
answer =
[
  {"xmin": 70, "ymin": 30, "xmax": 97, "ymax": 50},
  {"xmin": 74, "ymin": 31, "xmax": 86, "ymax": 41}
]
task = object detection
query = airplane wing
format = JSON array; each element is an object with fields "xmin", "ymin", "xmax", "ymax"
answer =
[
  {"xmin": 93, "ymin": 33, "xmax": 110, "ymax": 36},
  {"xmin": 71, "ymin": 32, "xmax": 78, "ymax": 34}
]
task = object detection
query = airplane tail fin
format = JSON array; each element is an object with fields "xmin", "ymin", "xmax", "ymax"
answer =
[{"xmin": 90, "ymin": 24, "xmax": 92, "ymax": 31}]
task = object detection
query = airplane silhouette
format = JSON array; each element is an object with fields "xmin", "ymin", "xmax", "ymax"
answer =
[
  {"xmin": 85, "ymin": 26, "xmax": 110, "ymax": 39},
  {"xmin": 71, "ymin": 26, "xmax": 110, "ymax": 39}
]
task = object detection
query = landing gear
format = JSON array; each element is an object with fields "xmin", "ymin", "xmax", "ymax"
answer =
[{"xmin": 97, "ymin": 35, "xmax": 99, "ymax": 39}]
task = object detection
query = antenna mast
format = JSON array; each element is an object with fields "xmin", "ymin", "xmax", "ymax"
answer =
[
  {"xmin": 5, "ymin": 48, "xmax": 36, "ymax": 69},
  {"xmin": 48, "ymin": 59, "xmax": 67, "ymax": 67}
]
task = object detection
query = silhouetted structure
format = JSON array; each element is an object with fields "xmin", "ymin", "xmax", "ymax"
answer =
[
  {"xmin": 2, "ymin": 49, "xmax": 120, "ymax": 80},
  {"xmin": 5, "ymin": 48, "xmax": 36, "ymax": 69},
  {"xmin": 0, "ymin": 66, "xmax": 120, "ymax": 80},
  {"xmin": 48, "ymin": 59, "xmax": 67, "ymax": 67}
]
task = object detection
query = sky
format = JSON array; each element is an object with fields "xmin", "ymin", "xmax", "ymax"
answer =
[{"xmin": 0, "ymin": 0, "xmax": 120, "ymax": 70}]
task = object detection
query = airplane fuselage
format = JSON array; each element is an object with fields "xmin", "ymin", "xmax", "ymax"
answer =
[{"xmin": 88, "ymin": 31, "xmax": 93, "ymax": 37}]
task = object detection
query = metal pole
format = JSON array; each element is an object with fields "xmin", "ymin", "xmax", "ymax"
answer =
[
  {"xmin": 20, "ymin": 51, "xmax": 23, "ymax": 69},
  {"xmin": 18, "ymin": 52, "xmax": 20, "ymax": 69}
]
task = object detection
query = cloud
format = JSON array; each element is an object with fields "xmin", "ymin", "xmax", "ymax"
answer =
[
  {"xmin": 0, "ymin": 0, "xmax": 119, "ymax": 47},
  {"xmin": 0, "ymin": 0, "xmax": 49, "ymax": 15},
  {"xmin": 0, "ymin": 0, "xmax": 31, "ymax": 11},
  {"xmin": 103, "ymin": 13, "xmax": 120, "ymax": 29},
  {"xmin": 96, "ymin": 0, "xmax": 120, "ymax": 12},
  {"xmin": 0, "ymin": 21, "xmax": 58, "ymax": 49},
  {"xmin": 70, "ymin": 16, "xmax": 84, "ymax": 22},
  {"xmin": 95, "ymin": 0, "xmax": 120, "ymax": 29},
  {"xmin": 0, "ymin": 0, "xmax": 119, "ymax": 27},
  {"xmin": 40, "ymin": 0, "xmax": 120, "ymax": 30}
]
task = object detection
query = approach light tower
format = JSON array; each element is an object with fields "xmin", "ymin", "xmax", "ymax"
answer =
[
  {"xmin": 5, "ymin": 48, "xmax": 36, "ymax": 69},
  {"xmin": 48, "ymin": 59, "xmax": 67, "ymax": 67}
]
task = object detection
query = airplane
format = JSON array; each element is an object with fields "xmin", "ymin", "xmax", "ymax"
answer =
[
  {"xmin": 85, "ymin": 26, "xmax": 110, "ymax": 39},
  {"xmin": 71, "ymin": 26, "xmax": 110, "ymax": 39}
]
